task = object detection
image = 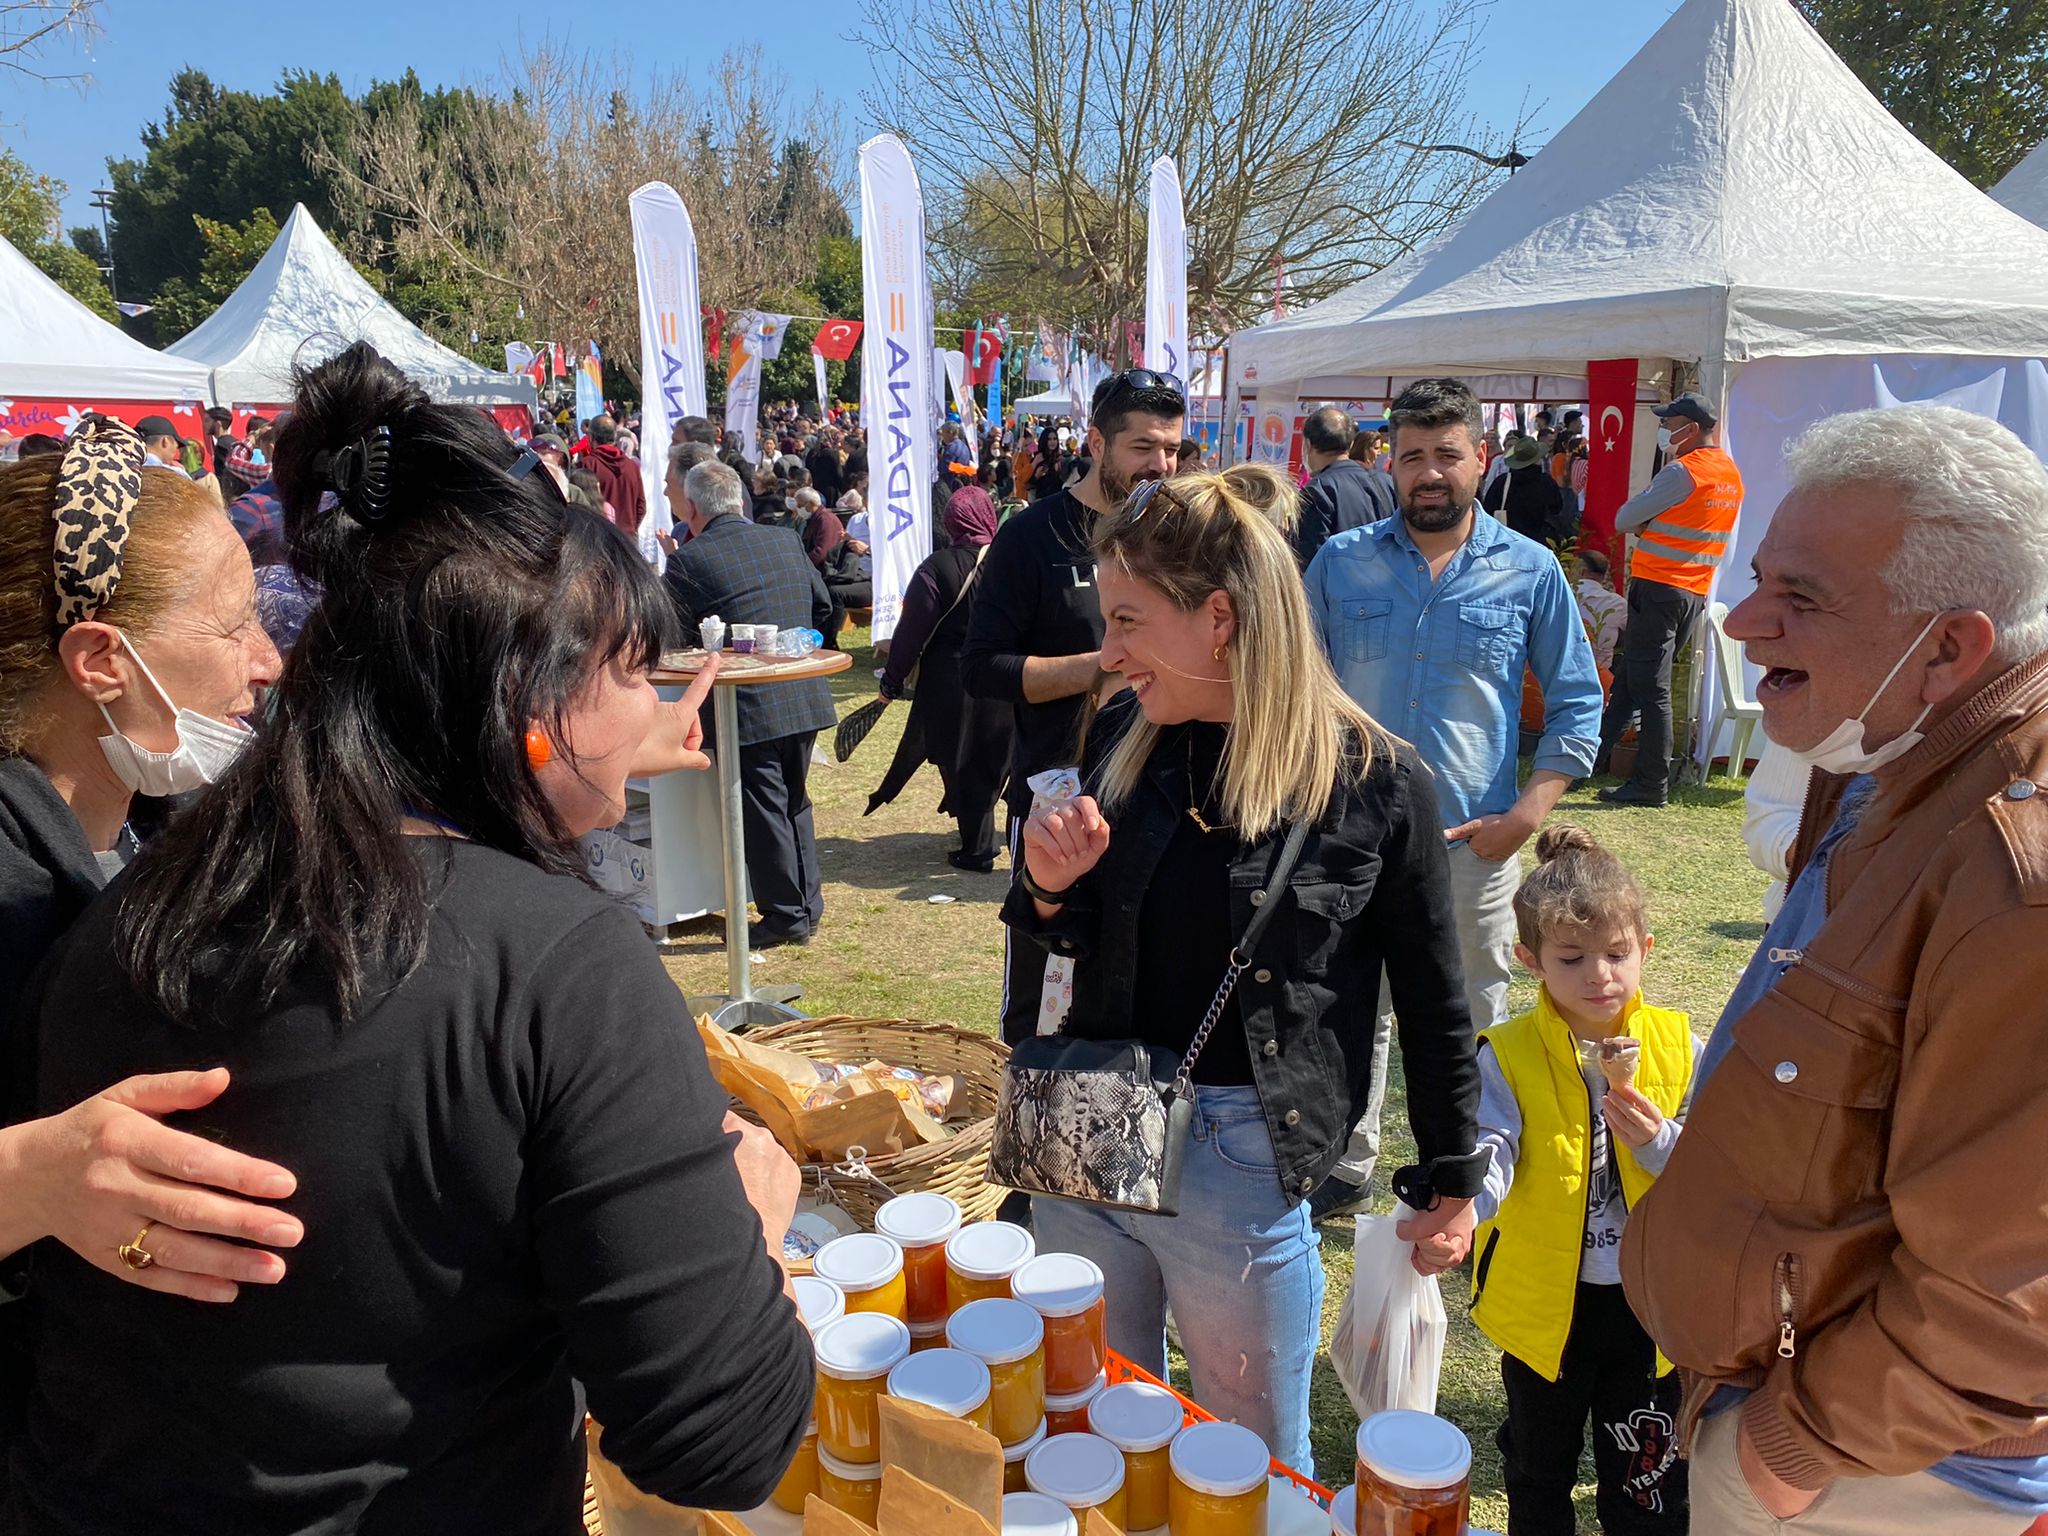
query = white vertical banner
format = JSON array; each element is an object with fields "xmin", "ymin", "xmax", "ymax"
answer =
[
  {"xmin": 725, "ymin": 342, "xmax": 762, "ymax": 464},
  {"xmin": 813, "ymin": 350, "xmax": 830, "ymax": 419},
  {"xmin": 941, "ymin": 348, "xmax": 971, "ymax": 421},
  {"xmin": 630, "ymin": 182, "xmax": 706, "ymax": 567},
  {"xmin": 1145, "ymin": 157, "xmax": 1189, "ymax": 382},
  {"xmin": 859, "ymin": 133, "xmax": 935, "ymax": 643}
]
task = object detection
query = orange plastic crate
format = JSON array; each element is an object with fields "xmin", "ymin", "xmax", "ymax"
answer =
[{"xmin": 1104, "ymin": 1349, "xmax": 1334, "ymax": 1510}]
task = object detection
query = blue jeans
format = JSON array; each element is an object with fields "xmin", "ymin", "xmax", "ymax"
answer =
[{"xmin": 1030, "ymin": 1084, "xmax": 1326, "ymax": 1476}]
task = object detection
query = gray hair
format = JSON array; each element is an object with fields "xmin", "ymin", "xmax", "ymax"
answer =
[
  {"xmin": 667, "ymin": 439, "xmax": 715, "ymax": 479},
  {"xmin": 682, "ymin": 459, "xmax": 745, "ymax": 523},
  {"xmin": 794, "ymin": 488, "xmax": 823, "ymax": 512},
  {"xmin": 1785, "ymin": 405, "xmax": 2048, "ymax": 661}
]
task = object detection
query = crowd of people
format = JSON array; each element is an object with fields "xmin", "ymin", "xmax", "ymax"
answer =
[{"xmin": 1, "ymin": 343, "xmax": 2045, "ymax": 1536}]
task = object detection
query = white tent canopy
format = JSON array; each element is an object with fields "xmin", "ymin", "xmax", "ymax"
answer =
[
  {"xmin": 1992, "ymin": 139, "xmax": 2048, "ymax": 232},
  {"xmin": 167, "ymin": 204, "xmax": 535, "ymax": 411},
  {"xmin": 1230, "ymin": 0, "xmax": 2048, "ymax": 388},
  {"xmin": 1012, "ymin": 387, "xmax": 1075, "ymax": 417},
  {"xmin": 0, "ymin": 234, "xmax": 211, "ymax": 402}
]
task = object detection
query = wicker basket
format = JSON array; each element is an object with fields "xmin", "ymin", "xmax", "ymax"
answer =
[{"xmin": 736, "ymin": 1015, "xmax": 1011, "ymax": 1230}]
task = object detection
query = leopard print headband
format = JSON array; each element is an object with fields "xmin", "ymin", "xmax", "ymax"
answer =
[{"xmin": 51, "ymin": 417, "xmax": 145, "ymax": 628}]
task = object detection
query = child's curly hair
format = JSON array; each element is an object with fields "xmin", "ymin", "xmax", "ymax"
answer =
[{"xmin": 1512, "ymin": 825, "xmax": 1648, "ymax": 951}]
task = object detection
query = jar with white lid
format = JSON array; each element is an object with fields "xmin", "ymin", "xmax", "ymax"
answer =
[
  {"xmin": 945, "ymin": 1220, "xmax": 1037, "ymax": 1309},
  {"xmin": 812, "ymin": 1231, "xmax": 907, "ymax": 1323},
  {"xmin": 1010, "ymin": 1252, "xmax": 1106, "ymax": 1395},
  {"xmin": 1024, "ymin": 1431, "xmax": 1129, "ymax": 1532},
  {"xmin": 875, "ymin": 1192, "xmax": 963, "ymax": 1329},
  {"xmin": 1043, "ymin": 1369, "xmax": 1106, "ymax": 1438},
  {"xmin": 812, "ymin": 1312, "xmax": 912, "ymax": 1465},
  {"xmin": 886, "ymin": 1346, "xmax": 994, "ymax": 1435},
  {"xmin": 1329, "ymin": 1483, "xmax": 1356, "ymax": 1536},
  {"xmin": 1003, "ymin": 1417, "xmax": 1048, "ymax": 1494},
  {"xmin": 1167, "ymin": 1420, "xmax": 1270, "ymax": 1536},
  {"xmin": 1002, "ymin": 1489, "xmax": 1080, "ymax": 1536},
  {"xmin": 1088, "ymin": 1381, "xmax": 1186, "ymax": 1532},
  {"xmin": 1353, "ymin": 1410, "xmax": 1471, "ymax": 1536},
  {"xmin": 816, "ymin": 1445, "xmax": 883, "ymax": 1525},
  {"xmin": 945, "ymin": 1297, "xmax": 1046, "ymax": 1446},
  {"xmin": 768, "ymin": 1420, "xmax": 818, "ymax": 1514},
  {"xmin": 791, "ymin": 1273, "xmax": 845, "ymax": 1333}
]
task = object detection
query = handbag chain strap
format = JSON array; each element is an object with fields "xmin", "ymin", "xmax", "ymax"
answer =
[{"xmin": 1168, "ymin": 819, "xmax": 1313, "ymax": 1100}]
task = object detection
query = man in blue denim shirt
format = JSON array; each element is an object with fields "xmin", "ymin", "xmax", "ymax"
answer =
[{"xmin": 1304, "ymin": 378, "xmax": 1602, "ymax": 1216}]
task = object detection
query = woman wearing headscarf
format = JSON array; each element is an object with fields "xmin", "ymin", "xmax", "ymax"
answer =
[{"xmin": 866, "ymin": 485, "xmax": 1017, "ymax": 870}]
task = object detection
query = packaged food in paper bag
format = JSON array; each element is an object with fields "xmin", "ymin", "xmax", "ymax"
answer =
[
  {"xmin": 696, "ymin": 1019, "xmax": 953, "ymax": 1162},
  {"xmin": 877, "ymin": 1395, "xmax": 1005, "ymax": 1530},
  {"xmin": 802, "ymin": 1496, "xmax": 877, "ymax": 1536},
  {"xmin": 877, "ymin": 1465, "xmax": 998, "ymax": 1536}
]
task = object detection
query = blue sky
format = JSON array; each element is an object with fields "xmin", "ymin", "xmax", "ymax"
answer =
[{"xmin": 4, "ymin": 0, "xmax": 1677, "ymax": 233}]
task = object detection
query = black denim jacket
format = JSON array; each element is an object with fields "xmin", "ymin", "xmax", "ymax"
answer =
[{"xmin": 1001, "ymin": 704, "xmax": 1487, "ymax": 1206}]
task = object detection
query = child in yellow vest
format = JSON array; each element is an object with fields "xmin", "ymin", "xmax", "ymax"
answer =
[{"xmin": 1471, "ymin": 826, "xmax": 1698, "ymax": 1536}]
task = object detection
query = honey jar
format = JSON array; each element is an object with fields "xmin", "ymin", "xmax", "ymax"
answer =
[
  {"xmin": 886, "ymin": 1346, "xmax": 995, "ymax": 1435},
  {"xmin": 812, "ymin": 1312, "xmax": 912, "ymax": 1465},
  {"xmin": 1087, "ymin": 1380, "xmax": 1185, "ymax": 1533},
  {"xmin": 1353, "ymin": 1411, "xmax": 1472, "ymax": 1536},
  {"xmin": 817, "ymin": 1445, "xmax": 883, "ymax": 1525},
  {"xmin": 1043, "ymin": 1371, "xmax": 1105, "ymax": 1438},
  {"xmin": 874, "ymin": 1192, "xmax": 963, "ymax": 1329},
  {"xmin": 812, "ymin": 1232, "xmax": 907, "ymax": 1323},
  {"xmin": 945, "ymin": 1220, "xmax": 1036, "ymax": 1310},
  {"xmin": 1003, "ymin": 1419, "xmax": 1047, "ymax": 1494},
  {"xmin": 1167, "ymin": 1420, "xmax": 1270, "ymax": 1536},
  {"xmin": 908, "ymin": 1318, "xmax": 949, "ymax": 1354},
  {"xmin": 769, "ymin": 1423, "xmax": 818, "ymax": 1515},
  {"xmin": 1024, "ymin": 1431, "xmax": 1130, "ymax": 1532},
  {"xmin": 1010, "ymin": 1253, "xmax": 1107, "ymax": 1396},
  {"xmin": 945, "ymin": 1298, "xmax": 1047, "ymax": 1446},
  {"xmin": 792, "ymin": 1273, "xmax": 846, "ymax": 1333},
  {"xmin": 1001, "ymin": 1490, "xmax": 1080, "ymax": 1536}
]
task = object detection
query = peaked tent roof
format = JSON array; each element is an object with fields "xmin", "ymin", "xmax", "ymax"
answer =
[
  {"xmin": 1231, "ymin": 0, "xmax": 2048, "ymax": 383},
  {"xmin": 0, "ymin": 234, "xmax": 211, "ymax": 401},
  {"xmin": 167, "ymin": 204, "xmax": 535, "ymax": 409},
  {"xmin": 1992, "ymin": 139, "xmax": 2048, "ymax": 231}
]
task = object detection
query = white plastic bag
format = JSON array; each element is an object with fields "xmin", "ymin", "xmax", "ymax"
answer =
[{"xmin": 1330, "ymin": 1212, "xmax": 1447, "ymax": 1418}]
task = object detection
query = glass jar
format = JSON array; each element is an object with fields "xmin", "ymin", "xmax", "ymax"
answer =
[
  {"xmin": 945, "ymin": 1221, "xmax": 1036, "ymax": 1310},
  {"xmin": 1003, "ymin": 1419, "xmax": 1047, "ymax": 1495},
  {"xmin": 817, "ymin": 1445, "xmax": 883, "ymax": 1526},
  {"xmin": 908, "ymin": 1318, "xmax": 949, "ymax": 1354},
  {"xmin": 1329, "ymin": 1484, "xmax": 1357, "ymax": 1536},
  {"xmin": 946, "ymin": 1298, "xmax": 1046, "ymax": 1446},
  {"xmin": 769, "ymin": 1424, "xmax": 818, "ymax": 1515},
  {"xmin": 792, "ymin": 1274, "xmax": 846, "ymax": 1334},
  {"xmin": 1010, "ymin": 1253, "xmax": 1107, "ymax": 1396},
  {"xmin": 1353, "ymin": 1411, "xmax": 1472, "ymax": 1536},
  {"xmin": 1043, "ymin": 1371, "xmax": 1105, "ymax": 1438},
  {"xmin": 813, "ymin": 1312, "xmax": 912, "ymax": 1465},
  {"xmin": 1167, "ymin": 1421, "xmax": 1270, "ymax": 1536},
  {"xmin": 1001, "ymin": 1490, "xmax": 1080, "ymax": 1536},
  {"xmin": 875, "ymin": 1192, "xmax": 963, "ymax": 1330},
  {"xmin": 886, "ymin": 1347, "xmax": 995, "ymax": 1435},
  {"xmin": 813, "ymin": 1232, "xmax": 908, "ymax": 1324},
  {"xmin": 1024, "ymin": 1431, "xmax": 1129, "ymax": 1532},
  {"xmin": 1087, "ymin": 1381, "xmax": 1185, "ymax": 1534}
]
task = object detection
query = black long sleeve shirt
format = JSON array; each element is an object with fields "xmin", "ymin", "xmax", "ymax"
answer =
[{"xmin": 7, "ymin": 840, "xmax": 813, "ymax": 1535}]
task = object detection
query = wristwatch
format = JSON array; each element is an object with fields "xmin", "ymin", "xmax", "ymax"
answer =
[{"xmin": 1016, "ymin": 864, "xmax": 1074, "ymax": 906}]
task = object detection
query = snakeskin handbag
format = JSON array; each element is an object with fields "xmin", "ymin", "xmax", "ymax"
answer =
[{"xmin": 988, "ymin": 822, "xmax": 1309, "ymax": 1216}]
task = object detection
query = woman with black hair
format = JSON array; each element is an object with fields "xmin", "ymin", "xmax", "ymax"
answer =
[{"xmin": 6, "ymin": 345, "xmax": 813, "ymax": 1533}]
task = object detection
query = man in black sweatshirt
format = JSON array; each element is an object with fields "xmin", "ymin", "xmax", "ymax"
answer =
[{"xmin": 960, "ymin": 368, "xmax": 1185, "ymax": 1044}]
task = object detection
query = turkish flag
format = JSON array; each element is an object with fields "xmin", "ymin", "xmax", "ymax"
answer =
[
  {"xmin": 1581, "ymin": 358, "xmax": 1639, "ymax": 579},
  {"xmin": 550, "ymin": 342, "xmax": 567, "ymax": 379},
  {"xmin": 964, "ymin": 326, "xmax": 1000, "ymax": 385},
  {"xmin": 704, "ymin": 307, "xmax": 727, "ymax": 360},
  {"xmin": 813, "ymin": 318, "xmax": 863, "ymax": 361}
]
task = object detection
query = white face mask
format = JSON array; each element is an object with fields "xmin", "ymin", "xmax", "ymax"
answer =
[
  {"xmin": 97, "ymin": 630, "xmax": 255, "ymax": 796},
  {"xmin": 1655, "ymin": 428, "xmax": 1674, "ymax": 452},
  {"xmin": 1775, "ymin": 613, "xmax": 1944, "ymax": 775}
]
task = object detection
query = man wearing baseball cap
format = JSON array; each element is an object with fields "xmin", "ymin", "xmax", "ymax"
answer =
[
  {"xmin": 134, "ymin": 415, "xmax": 191, "ymax": 476},
  {"xmin": 1595, "ymin": 391, "xmax": 1745, "ymax": 806}
]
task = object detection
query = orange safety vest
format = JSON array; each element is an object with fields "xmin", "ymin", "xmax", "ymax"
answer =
[{"xmin": 1627, "ymin": 444, "xmax": 1743, "ymax": 596}]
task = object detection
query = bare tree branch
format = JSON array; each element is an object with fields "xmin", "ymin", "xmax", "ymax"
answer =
[{"xmin": 0, "ymin": 0, "xmax": 102, "ymax": 82}]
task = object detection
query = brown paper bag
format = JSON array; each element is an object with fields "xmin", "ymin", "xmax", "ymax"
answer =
[
  {"xmin": 802, "ymin": 1495, "xmax": 877, "ymax": 1536},
  {"xmin": 876, "ymin": 1465, "xmax": 999, "ymax": 1536},
  {"xmin": 875, "ymin": 1396, "xmax": 1004, "ymax": 1529},
  {"xmin": 685, "ymin": 1514, "xmax": 755, "ymax": 1536}
]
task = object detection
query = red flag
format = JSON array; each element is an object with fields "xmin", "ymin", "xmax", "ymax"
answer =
[
  {"xmin": 1123, "ymin": 320, "xmax": 1144, "ymax": 366},
  {"xmin": 550, "ymin": 342, "xmax": 567, "ymax": 379},
  {"xmin": 704, "ymin": 306, "xmax": 727, "ymax": 360},
  {"xmin": 813, "ymin": 318, "xmax": 863, "ymax": 361},
  {"xmin": 1581, "ymin": 359, "xmax": 1640, "ymax": 578},
  {"xmin": 964, "ymin": 325, "xmax": 1000, "ymax": 386}
]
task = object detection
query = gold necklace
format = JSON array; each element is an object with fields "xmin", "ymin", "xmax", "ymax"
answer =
[{"xmin": 1187, "ymin": 743, "xmax": 1231, "ymax": 834}]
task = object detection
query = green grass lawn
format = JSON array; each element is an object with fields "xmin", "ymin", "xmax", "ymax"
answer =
[{"xmin": 660, "ymin": 629, "xmax": 1769, "ymax": 1533}]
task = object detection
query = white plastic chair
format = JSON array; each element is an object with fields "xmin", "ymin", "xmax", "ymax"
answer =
[{"xmin": 1707, "ymin": 601, "xmax": 1764, "ymax": 776}]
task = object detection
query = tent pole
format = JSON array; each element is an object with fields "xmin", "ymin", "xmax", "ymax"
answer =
[{"xmin": 1219, "ymin": 343, "xmax": 1235, "ymax": 465}]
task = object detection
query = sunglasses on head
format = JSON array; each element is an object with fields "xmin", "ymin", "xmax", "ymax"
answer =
[{"xmin": 1099, "ymin": 368, "xmax": 1187, "ymax": 407}]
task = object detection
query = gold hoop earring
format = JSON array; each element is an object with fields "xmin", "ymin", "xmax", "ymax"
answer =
[{"xmin": 1212, "ymin": 645, "xmax": 1227, "ymax": 662}]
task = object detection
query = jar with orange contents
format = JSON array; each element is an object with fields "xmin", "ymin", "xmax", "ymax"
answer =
[
  {"xmin": 874, "ymin": 1192, "xmax": 962, "ymax": 1330},
  {"xmin": 812, "ymin": 1231, "xmax": 907, "ymax": 1323},
  {"xmin": 1003, "ymin": 1419, "xmax": 1047, "ymax": 1494},
  {"xmin": 812, "ymin": 1312, "xmax": 911, "ymax": 1465},
  {"xmin": 1043, "ymin": 1371, "xmax": 1104, "ymax": 1438},
  {"xmin": 1010, "ymin": 1253, "xmax": 1106, "ymax": 1396},
  {"xmin": 944, "ymin": 1220, "xmax": 1035, "ymax": 1311},
  {"xmin": 1352, "ymin": 1411, "xmax": 1471, "ymax": 1536},
  {"xmin": 1025, "ymin": 1431, "xmax": 1129, "ymax": 1531},
  {"xmin": 791, "ymin": 1273, "xmax": 845, "ymax": 1334},
  {"xmin": 885, "ymin": 1347, "xmax": 994, "ymax": 1435},
  {"xmin": 1087, "ymin": 1381, "xmax": 1185, "ymax": 1533},
  {"xmin": 769, "ymin": 1423, "xmax": 819, "ymax": 1515},
  {"xmin": 816, "ymin": 1446, "xmax": 883, "ymax": 1525},
  {"xmin": 1002, "ymin": 1490, "xmax": 1080, "ymax": 1536},
  {"xmin": 908, "ymin": 1319, "xmax": 948, "ymax": 1354},
  {"xmin": 945, "ymin": 1297, "xmax": 1045, "ymax": 1446},
  {"xmin": 1167, "ymin": 1421, "xmax": 1270, "ymax": 1536}
]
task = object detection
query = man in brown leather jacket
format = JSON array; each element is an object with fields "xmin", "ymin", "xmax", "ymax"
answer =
[{"xmin": 1622, "ymin": 404, "xmax": 2048, "ymax": 1536}]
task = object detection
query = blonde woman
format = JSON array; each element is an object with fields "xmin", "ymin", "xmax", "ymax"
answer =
[{"xmin": 1005, "ymin": 465, "xmax": 1486, "ymax": 1474}]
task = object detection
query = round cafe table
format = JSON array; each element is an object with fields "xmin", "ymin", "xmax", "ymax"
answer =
[{"xmin": 651, "ymin": 646, "xmax": 852, "ymax": 1025}]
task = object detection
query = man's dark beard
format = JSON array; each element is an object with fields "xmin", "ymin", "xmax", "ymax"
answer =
[
  {"xmin": 1402, "ymin": 488, "xmax": 1468, "ymax": 533},
  {"xmin": 1099, "ymin": 463, "xmax": 1161, "ymax": 511}
]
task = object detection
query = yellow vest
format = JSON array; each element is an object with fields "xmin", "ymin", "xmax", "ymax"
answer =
[{"xmin": 1470, "ymin": 989, "xmax": 1694, "ymax": 1382}]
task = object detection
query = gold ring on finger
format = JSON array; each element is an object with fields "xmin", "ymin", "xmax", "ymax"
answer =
[{"xmin": 117, "ymin": 1223, "xmax": 157, "ymax": 1271}]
